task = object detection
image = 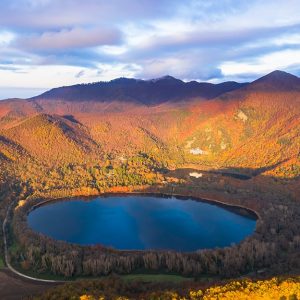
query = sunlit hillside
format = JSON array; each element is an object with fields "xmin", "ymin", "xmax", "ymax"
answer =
[
  {"xmin": 0, "ymin": 71, "xmax": 299, "ymax": 299},
  {"xmin": 0, "ymin": 71, "xmax": 299, "ymax": 180},
  {"xmin": 32, "ymin": 276, "xmax": 300, "ymax": 300}
]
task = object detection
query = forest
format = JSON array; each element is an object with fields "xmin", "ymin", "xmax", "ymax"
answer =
[
  {"xmin": 6, "ymin": 157, "xmax": 299, "ymax": 279},
  {"xmin": 29, "ymin": 276, "xmax": 300, "ymax": 300},
  {"xmin": 0, "ymin": 70, "xmax": 299, "ymax": 299}
]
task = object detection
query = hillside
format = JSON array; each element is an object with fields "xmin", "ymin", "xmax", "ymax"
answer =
[
  {"xmin": 0, "ymin": 71, "xmax": 299, "ymax": 221},
  {"xmin": 0, "ymin": 70, "xmax": 299, "ymax": 178},
  {"xmin": 2, "ymin": 114, "xmax": 102, "ymax": 166},
  {"xmin": 33, "ymin": 276, "xmax": 300, "ymax": 300},
  {"xmin": 0, "ymin": 70, "xmax": 299, "ymax": 300}
]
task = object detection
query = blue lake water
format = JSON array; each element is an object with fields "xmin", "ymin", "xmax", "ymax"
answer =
[{"xmin": 27, "ymin": 195, "xmax": 256, "ymax": 252}]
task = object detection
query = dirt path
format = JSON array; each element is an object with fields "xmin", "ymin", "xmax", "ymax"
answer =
[
  {"xmin": 3, "ymin": 201, "xmax": 67, "ymax": 283},
  {"xmin": 0, "ymin": 268, "xmax": 61, "ymax": 300},
  {"xmin": 1, "ymin": 201, "xmax": 65, "ymax": 299}
]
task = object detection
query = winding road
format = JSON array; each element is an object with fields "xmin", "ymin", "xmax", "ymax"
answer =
[{"xmin": 2, "ymin": 201, "xmax": 67, "ymax": 283}]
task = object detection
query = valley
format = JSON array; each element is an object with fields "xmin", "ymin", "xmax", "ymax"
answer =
[{"xmin": 0, "ymin": 70, "xmax": 299, "ymax": 299}]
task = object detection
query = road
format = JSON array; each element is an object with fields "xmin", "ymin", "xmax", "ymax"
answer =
[{"xmin": 2, "ymin": 201, "xmax": 67, "ymax": 283}]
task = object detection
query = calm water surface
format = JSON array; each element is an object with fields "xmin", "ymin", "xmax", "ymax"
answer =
[{"xmin": 28, "ymin": 195, "xmax": 256, "ymax": 251}]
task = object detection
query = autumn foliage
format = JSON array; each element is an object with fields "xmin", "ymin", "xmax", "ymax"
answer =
[{"xmin": 32, "ymin": 277, "xmax": 300, "ymax": 300}]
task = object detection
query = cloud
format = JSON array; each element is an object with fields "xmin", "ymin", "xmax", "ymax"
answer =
[
  {"xmin": 133, "ymin": 24, "xmax": 300, "ymax": 55},
  {"xmin": 75, "ymin": 70, "xmax": 85, "ymax": 78},
  {"xmin": 134, "ymin": 53, "xmax": 223, "ymax": 81},
  {"xmin": 15, "ymin": 27, "xmax": 122, "ymax": 52},
  {"xmin": 1, "ymin": 0, "xmax": 300, "ymax": 92},
  {"xmin": 221, "ymin": 49, "xmax": 300, "ymax": 77},
  {"xmin": 0, "ymin": 87, "xmax": 47, "ymax": 100},
  {"xmin": 0, "ymin": 0, "xmax": 179, "ymax": 30},
  {"xmin": 0, "ymin": 65, "xmax": 20, "ymax": 71},
  {"xmin": 0, "ymin": 63, "xmax": 142, "ymax": 90}
]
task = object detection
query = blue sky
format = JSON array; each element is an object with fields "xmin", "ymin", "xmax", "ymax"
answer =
[{"xmin": 1, "ymin": 0, "xmax": 300, "ymax": 98}]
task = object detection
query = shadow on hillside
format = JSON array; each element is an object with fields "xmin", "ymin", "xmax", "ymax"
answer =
[
  {"xmin": 162, "ymin": 159, "xmax": 300, "ymax": 182},
  {"xmin": 62, "ymin": 114, "xmax": 82, "ymax": 125},
  {"xmin": 224, "ymin": 159, "xmax": 289, "ymax": 177},
  {"xmin": 165, "ymin": 159, "xmax": 293, "ymax": 181}
]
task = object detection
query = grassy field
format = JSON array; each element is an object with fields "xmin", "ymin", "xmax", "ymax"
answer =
[
  {"xmin": 10, "ymin": 261, "xmax": 193, "ymax": 283},
  {"xmin": 121, "ymin": 274, "xmax": 192, "ymax": 283}
]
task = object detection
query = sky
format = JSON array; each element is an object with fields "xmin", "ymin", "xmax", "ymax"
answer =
[{"xmin": 1, "ymin": 0, "xmax": 300, "ymax": 98}]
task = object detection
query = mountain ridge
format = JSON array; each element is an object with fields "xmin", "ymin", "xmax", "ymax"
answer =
[
  {"xmin": 239, "ymin": 70, "xmax": 300, "ymax": 93},
  {"xmin": 29, "ymin": 75, "xmax": 247, "ymax": 105},
  {"xmin": 0, "ymin": 70, "xmax": 299, "ymax": 204},
  {"xmin": 26, "ymin": 70, "xmax": 300, "ymax": 105}
]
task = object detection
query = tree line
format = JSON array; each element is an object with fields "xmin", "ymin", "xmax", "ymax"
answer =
[{"xmin": 11, "ymin": 183, "xmax": 300, "ymax": 278}]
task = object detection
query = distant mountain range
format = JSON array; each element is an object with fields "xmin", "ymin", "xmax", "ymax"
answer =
[
  {"xmin": 0, "ymin": 70, "xmax": 299, "ymax": 189},
  {"xmin": 27, "ymin": 70, "xmax": 300, "ymax": 105},
  {"xmin": 30, "ymin": 75, "xmax": 247, "ymax": 105}
]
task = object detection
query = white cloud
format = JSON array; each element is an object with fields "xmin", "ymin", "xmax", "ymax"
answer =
[
  {"xmin": 16, "ymin": 27, "xmax": 122, "ymax": 51},
  {"xmin": 1, "ymin": 0, "xmax": 300, "ymax": 89},
  {"xmin": 0, "ymin": 63, "xmax": 142, "ymax": 89},
  {"xmin": 221, "ymin": 49, "xmax": 300, "ymax": 76},
  {"xmin": 272, "ymin": 34, "xmax": 300, "ymax": 46},
  {"xmin": 0, "ymin": 87, "xmax": 47, "ymax": 100},
  {"xmin": 0, "ymin": 31, "xmax": 15, "ymax": 45},
  {"xmin": 97, "ymin": 45, "xmax": 128, "ymax": 56}
]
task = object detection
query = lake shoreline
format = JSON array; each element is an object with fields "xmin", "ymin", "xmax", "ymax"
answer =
[
  {"xmin": 26, "ymin": 191, "xmax": 257, "ymax": 252},
  {"xmin": 28, "ymin": 191, "xmax": 259, "ymax": 221}
]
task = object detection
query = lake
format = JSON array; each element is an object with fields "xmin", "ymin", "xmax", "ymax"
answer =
[{"xmin": 27, "ymin": 195, "xmax": 256, "ymax": 252}]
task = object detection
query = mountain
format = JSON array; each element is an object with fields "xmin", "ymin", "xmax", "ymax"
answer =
[
  {"xmin": 0, "ymin": 70, "xmax": 299, "ymax": 181},
  {"xmin": 253, "ymin": 70, "xmax": 300, "ymax": 89},
  {"xmin": 0, "ymin": 70, "xmax": 300, "ymax": 290},
  {"xmin": 1, "ymin": 113, "xmax": 102, "ymax": 165},
  {"xmin": 30, "ymin": 75, "xmax": 247, "ymax": 105},
  {"xmin": 239, "ymin": 70, "xmax": 300, "ymax": 92},
  {"xmin": 216, "ymin": 70, "xmax": 300, "ymax": 103}
]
